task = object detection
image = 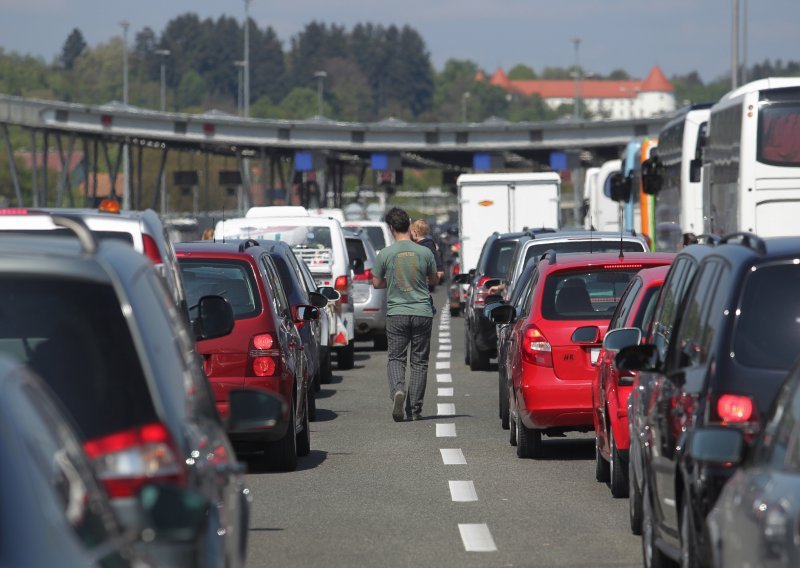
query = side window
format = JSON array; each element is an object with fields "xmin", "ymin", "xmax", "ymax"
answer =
[
  {"xmin": 609, "ymin": 277, "xmax": 643, "ymax": 330},
  {"xmin": 768, "ymin": 381, "xmax": 800, "ymax": 471},
  {"xmin": 671, "ymin": 263, "xmax": 717, "ymax": 369},
  {"xmin": 698, "ymin": 265, "xmax": 731, "ymax": 362},
  {"xmin": 519, "ymin": 271, "xmax": 539, "ymax": 317},
  {"xmin": 262, "ymin": 257, "xmax": 290, "ymax": 317},
  {"xmin": 651, "ymin": 258, "xmax": 696, "ymax": 360}
]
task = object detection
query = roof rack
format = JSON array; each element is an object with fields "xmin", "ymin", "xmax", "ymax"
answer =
[
  {"xmin": 540, "ymin": 249, "xmax": 557, "ymax": 264},
  {"xmin": 51, "ymin": 214, "xmax": 97, "ymax": 255},
  {"xmin": 719, "ymin": 232, "xmax": 766, "ymax": 255},
  {"xmin": 238, "ymin": 239, "xmax": 260, "ymax": 252},
  {"xmin": 693, "ymin": 233, "xmax": 720, "ymax": 246},
  {"xmin": 524, "ymin": 228, "xmax": 558, "ymax": 238}
]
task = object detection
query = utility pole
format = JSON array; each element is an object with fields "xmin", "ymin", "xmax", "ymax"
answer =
[
  {"xmin": 314, "ymin": 71, "xmax": 327, "ymax": 117},
  {"xmin": 243, "ymin": 0, "xmax": 252, "ymax": 118},
  {"xmin": 234, "ymin": 61, "xmax": 245, "ymax": 116},
  {"xmin": 573, "ymin": 37, "xmax": 582, "ymax": 121},
  {"xmin": 742, "ymin": 0, "xmax": 748, "ymax": 84},
  {"xmin": 461, "ymin": 91, "xmax": 471, "ymax": 123},
  {"xmin": 120, "ymin": 20, "xmax": 130, "ymax": 209},
  {"xmin": 732, "ymin": 0, "xmax": 739, "ymax": 89},
  {"xmin": 155, "ymin": 48, "xmax": 170, "ymax": 214}
]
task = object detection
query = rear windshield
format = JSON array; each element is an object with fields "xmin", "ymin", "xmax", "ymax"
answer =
[
  {"xmin": 346, "ymin": 238, "xmax": 368, "ymax": 262},
  {"xmin": 483, "ymin": 240, "xmax": 519, "ymax": 277},
  {"xmin": 1, "ymin": 228, "xmax": 134, "ymax": 245},
  {"xmin": 179, "ymin": 259, "xmax": 261, "ymax": 320},
  {"xmin": 364, "ymin": 227, "xmax": 386, "ymax": 251},
  {"xmin": 523, "ymin": 241, "xmax": 646, "ymax": 267},
  {"xmin": 542, "ymin": 269, "xmax": 640, "ymax": 320},
  {"xmin": 0, "ymin": 278, "xmax": 155, "ymax": 441},
  {"xmin": 733, "ymin": 263, "xmax": 800, "ymax": 370}
]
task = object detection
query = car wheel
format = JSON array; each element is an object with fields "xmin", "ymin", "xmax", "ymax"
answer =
[
  {"xmin": 296, "ymin": 393, "xmax": 311, "ymax": 457},
  {"xmin": 629, "ymin": 457, "xmax": 643, "ymax": 535},
  {"xmin": 308, "ymin": 379, "xmax": 318, "ymax": 422},
  {"xmin": 499, "ymin": 373, "xmax": 510, "ymax": 430},
  {"xmin": 680, "ymin": 498, "xmax": 700, "ymax": 568},
  {"xmin": 609, "ymin": 434, "xmax": 629, "ymax": 498},
  {"xmin": 449, "ymin": 306, "xmax": 461, "ymax": 317},
  {"xmin": 464, "ymin": 326, "xmax": 471, "ymax": 365},
  {"xmin": 595, "ymin": 437, "xmax": 610, "ymax": 482},
  {"xmin": 264, "ymin": 396, "xmax": 298, "ymax": 471},
  {"xmin": 337, "ymin": 341, "xmax": 355, "ymax": 370},
  {"xmin": 469, "ymin": 339, "xmax": 490, "ymax": 371},
  {"xmin": 373, "ymin": 333, "xmax": 388, "ymax": 351},
  {"xmin": 516, "ymin": 418, "xmax": 542, "ymax": 459},
  {"xmin": 508, "ymin": 413, "xmax": 517, "ymax": 447},
  {"xmin": 319, "ymin": 348, "xmax": 332, "ymax": 384},
  {"xmin": 642, "ymin": 477, "xmax": 670, "ymax": 568}
]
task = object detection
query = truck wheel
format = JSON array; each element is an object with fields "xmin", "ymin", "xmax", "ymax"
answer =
[{"xmin": 337, "ymin": 341, "xmax": 355, "ymax": 370}]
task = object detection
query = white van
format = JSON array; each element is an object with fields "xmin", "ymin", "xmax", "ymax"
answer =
[{"xmin": 215, "ymin": 214, "xmax": 357, "ymax": 369}]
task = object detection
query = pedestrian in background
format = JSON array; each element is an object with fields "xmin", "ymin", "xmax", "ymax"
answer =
[
  {"xmin": 410, "ymin": 219, "xmax": 445, "ymax": 289},
  {"xmin": 372, "ymin": 208, "xmax": 438, "ymax": 421}
]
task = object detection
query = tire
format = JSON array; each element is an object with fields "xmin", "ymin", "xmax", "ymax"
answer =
[
  {"xmin": 264, "ymin": 397, "xmax": 297, "ymax": 471},
  {"xmin": 629, "ymin": 458, "xmax": 643, "ymax": 535},
  {"xmin": 610, "ymin": 434, "xmax": 629, "ymax": 498},
  {"xmin": 308, "ymin": 379, "xmax": 318, "ymax": 422},
  {"xmin": 449, "ymin": 306, "xmax": 460, "ymax": 317},
  {"xmin": 499, "ymin": 372, "xmax": 510, "ymax": 430},
  {"xmin": 373, "ymin": 333, "xmax": 388, "ymax": 351},
  {"xmin": 642, "ymin": 478, "xmax": 671, "ymax": 568},
  {"xmin": 509, "ymin": 414, "xmax": 517, "ymax": 447},
  {"xmin": 595, "ymin": 437, "xmax": 610, "ymax": 482},
  {"xmin": 469, "ymin": 338, "xmax": 490, "ymax": 371},
  {"xmin": 464, "ymin": 327, "xmax": 471, "ymax": 366},
  {"xmin": 516, "ymin": 417, "xmax": 542, "ymax": 459},
  {"xmin": 337, "ymin": 340, "xmax": 355, "ymax": 370},
  {"xmin": 296, "ymin": 393, "xmax": 311, "ymax": 457},
  {"xmin": 680, "ymin": 498, "xmax": 700, "ymax": 568},
  {"xmin": 319, "ymin": 348, "xmax": 332, "ymax": 384}
]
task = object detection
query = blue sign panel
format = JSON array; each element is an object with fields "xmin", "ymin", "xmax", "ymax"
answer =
[
  {"xmin": 473, "ymin": 152, "xmax": 491, "ymax": 171},
  {"xmin": 549, "ymin": 151, "xmax": 567, "ymax": 171},
  {"xmin": 371, "ymin": 152, "xmax": 388, "ymax": 171},
  {"xmin": 295, "ymin": 151, "xmax": 313, "ymax": 172}
]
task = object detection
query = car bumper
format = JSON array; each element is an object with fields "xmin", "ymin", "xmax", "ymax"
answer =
[
  {"xmin": 353, "ymin": 285, "xmax": 386, "ymax": 336},
  {"xmin": 517, "ymin": 367, "xmax": 594, "ymax": 429}
]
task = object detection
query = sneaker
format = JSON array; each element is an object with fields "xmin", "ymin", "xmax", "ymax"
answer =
[{"xmin": 392, "ymin": 391, "xmax": 405, "ymax": 422}]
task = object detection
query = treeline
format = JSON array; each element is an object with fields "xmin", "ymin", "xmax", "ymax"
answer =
[{"xmin": 1, "ymin": 15, "xmax": 799, "ymax": 123}]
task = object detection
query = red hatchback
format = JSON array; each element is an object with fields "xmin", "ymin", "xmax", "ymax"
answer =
[
  {"xmin": 490, "ymin": 251, "xmax": 674, "ymax": 459},
  {"xmin": 591, "ymin": 264, "xmax": 672, "ymax": 497},
  {"xmin": 176, "ymin": 241, "xmax": 318, "ymax": 471}
]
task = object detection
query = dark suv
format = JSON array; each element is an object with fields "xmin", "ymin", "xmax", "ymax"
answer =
[{"xmin": 617, "ymin": 233, "xmax": 800, "ymax": 567}]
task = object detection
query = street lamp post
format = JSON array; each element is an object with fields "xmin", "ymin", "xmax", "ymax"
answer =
[
  {"xmin": 243, "ymin": 0, "xmax": 252, "ymax": 118},
  {"xmin": 572, "ymin": 37, "xmax": 582, "ymax": 121},
  {"xmin": 234, "ymin": 61, "xmax": 245, "ymax": 116},
  {"xmin": 120, "ymin": 20, "xmax": 130, "ymax": 209},
  {"xmin": 461, "ymin": 91, "xmax": 471, "ymax": 123},
  {"xmin": 313, "ymin": 71, "xmax": 327, "ymax": 117},
  {"xmin": 155, "ymin": 49, "xmax": 170, "ymax": 112}
]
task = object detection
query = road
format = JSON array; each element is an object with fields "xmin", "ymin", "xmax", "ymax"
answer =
[{"xmin": 243, "ymin": 290, "xmax": 642, "ymax": 567}]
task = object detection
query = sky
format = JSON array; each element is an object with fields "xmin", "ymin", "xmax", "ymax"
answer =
[{"xmin": 2, "ymin": 0, "xmax": 800, "ymax": 83}]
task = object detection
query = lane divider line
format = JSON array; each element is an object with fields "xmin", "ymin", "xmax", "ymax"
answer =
[
  {"xmin": 436, "ymin": 373, "xmax": 452, "ymax": 383},
  {"xmin": 436, "ymin": 423, "xmax": 457, "ymax": 437},
  {"xmin": 439, "ymin": 337, "xmax": 451, "ymax": 343},
  {"xmin": 440, "ymin": 448, "xmax": 466, "ymax": 465},
  {"xmin": 437, "ymin": 387, "xmax": 454, "ymax": 397},
  {"xmin": 458, "ymin": 524, "xmax": 497, "ymax": 552},
  {"xmin": 435, "ymin": 361, "xmax": 451, "ymax": 369},
  {"xmin": 439, "ymin": 344, "xmax": 452, "ymax": 351},
  {"xmin": 437, "ymin": 403, "xmax": 456, "ymax": 416},
  {"xmin": 449, "ymin": 481, "xmax": 478, "ymax": 502},
  {"xmin": 437, "ymin": 352, "xmax": 450, "ymax": 359}
]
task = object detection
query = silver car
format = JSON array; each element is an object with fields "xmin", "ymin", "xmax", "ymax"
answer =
[{"xmin": 344, "ymin": 228, "xmax": 387, "ymax": 350}]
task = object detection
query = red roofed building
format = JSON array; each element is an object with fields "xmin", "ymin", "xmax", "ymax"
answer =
[{"xmin": 484, "ymin": 65, "xmax": 675, "ymax": 120}]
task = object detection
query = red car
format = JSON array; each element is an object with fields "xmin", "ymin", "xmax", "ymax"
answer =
[
  {"xmin": 591, "ymin": 263, "xmax": 672, "ymax": 497},
  {"xmin": 176, "ymin": 240, "xmax": 318, "ymax": 471},
  {"xmin": 490, "ymin": 251, "xmax": 674, "ymax": 459}
]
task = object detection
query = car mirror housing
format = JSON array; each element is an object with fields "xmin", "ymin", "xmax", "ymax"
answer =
[
  {"xmin": 452, "ymin": 273, "xmax": 472, "ymax": 284},
  {"xmin": 227, "ymin": 388, "xmax": 289, "ymax": 436},
  {"xmin": 603, "ymin": 327, "xmax": 642, "ymax": 353},
  {"xmin": 615, "ymin": 344, "xmax": 660, "ymax": 372},
  {"xmin": 489, "ymin": 303, "xmax": 516, "ymax": 325},
  {"xmin": 572, "ymin": 326, "xmax": 600, "ymax": 344},
  {"xmin": 483, "ymin": 278, "xmax": 503, "ymax": 290},
  {"xmin": 308, "ymin": 291, "xmax": 328, "ymax": 309},
  {"xmin": 194, "ymin": 295, "xmax": 234, "ymax": 340},
  {"xmin": 137, "ymin": 484, "xmax": 210, "ymax": 542},
  {"xmin": 293, "ymin": 304, "xmax": 320, "ymax": 322},
  {"xmin": 688, "ymin": 427, "xmax": 745, "ymax": 465},
  {"xmin": 317, "ymin": 286, "xmax": 341, "ymax": 302}
]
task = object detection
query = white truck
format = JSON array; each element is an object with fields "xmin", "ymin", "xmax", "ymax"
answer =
[{"xmin": 456, "ymin": 172, "xmax": 561, "ymax": 274}]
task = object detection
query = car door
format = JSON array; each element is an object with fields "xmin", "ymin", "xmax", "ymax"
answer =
[{"xmin": 510, "ymin": 270, "xmax": 539, "ymax": 416}]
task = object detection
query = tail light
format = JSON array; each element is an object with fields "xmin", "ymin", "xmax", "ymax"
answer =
[
  {"xmin": 335, "ymin": 275, "xmax": 349, "ymax": 304},
  {"xmin": 353, "ymin": 268, "xmax": 373, "ymax": 282},
  {"xmin": 249, "ymin": 333, "xmax": 280, "ymax": 377},
  {"xmin": 522, "ymin": 325, "xmax": 552, "ymax": 367},
  {"xmin": 453, "ymin": 264, "xmax": 460, "ymax": 276},
  {"xmin": 716, "ymin": 394, "xmax": 756, "ymax": 423},
  {"xmin": 473, "ymin": 276, "xmax": 492, "ymax": 308},
  {"xmin": 83, "ymin": 422, "xmax": 186, "ymax": 499},
  {"xmin": 142, "ymin": 234, "xmax": 163, "ymax": 265}
]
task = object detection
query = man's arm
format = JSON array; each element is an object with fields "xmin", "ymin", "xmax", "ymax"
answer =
[{"xmin": 372, "ymin": 276, "xmax": 387, "ymax": 289}]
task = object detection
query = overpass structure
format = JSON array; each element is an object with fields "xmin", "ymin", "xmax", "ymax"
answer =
[{"xmin": 0, "ymin": 93, "xmax": 669, "ymax": 211}]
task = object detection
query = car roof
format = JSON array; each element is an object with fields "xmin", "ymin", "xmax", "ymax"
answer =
[
  {"xmin": 636, "ymin": 264, "xmax": 672, "ymax": 286},
  {"xmin": 538, "ymin": 251, "xmax": 675, "ymax": 273}
]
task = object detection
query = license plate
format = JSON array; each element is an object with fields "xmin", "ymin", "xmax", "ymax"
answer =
[{"xmin": 590, "ymin": 348, "xmax": 601, "ymax": 365}]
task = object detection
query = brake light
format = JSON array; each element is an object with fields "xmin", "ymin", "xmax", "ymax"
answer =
[
  {"xmin": 354, "ymin": 268, "xmax": 373, "ymax": 282},
  {"xmin": 453, "ymin": 264, "xmax": 460, "ymax": 275},
  {"xmin": 717, "ymin": 394, "xmax": 755, "ymax": 423},
  {"xmin": 83, "ymin": 422, "xmax": 185, "ymax": 499},
  {"xmin": 603, "ymin": 264, "xmax": 642, "ymax": 269},
  {"xmin": 0, "ymin": 208, "xmax": 29, "ymax": 215},
  {"xmin": 473, "ymin": 276, "xmax": 492, "ymax": 307},
  {"xmin": 522, "ymin": 325, "xmax": 553, "ymax": 367},
  {"xmin": 142, "ymin": 234, "xmax": 163, "ymax": 265},
  {"xmin": 249, "ymin": 333, "xmax": 280, "ymax": 377},
  {"xmin": 335, "ymin": 275, "xmax": 349, "ymax": 304}
]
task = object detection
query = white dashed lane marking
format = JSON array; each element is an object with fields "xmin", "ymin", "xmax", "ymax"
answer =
[
  {"xmin": 437, "ymin": 387, "xmax": 453, "ymax": 397},
  {"xmin": 437, "ymin": 403, "xmax": 456, "ymax": 416},
  {"xmin": 439, "ymin": 344, "xmax": 452, "ymax": 351},
  {"xmin": 440, "ymin": 448, "xmax": 467, "ymax": 465},
  {"xmin": 439, "ymin": 337, "xmax": 451, "ymax": 343},
  {"xmin": 458, "ymin": 524, "xmax": 497, "ymax": 552},
  {"xmin": 436, "ymin": 352, "xmax": 449, "ymax": 359},
  {"xmin": 436, "ymin": 423, "xmax": 457, "ymax": 437},
  {"xmin": 436, "ymin": 373, "xmax": 452, "ymax": 383},
  {"xmin": 449, "ymin": 481, "xmax": 478, "ymax": 502},
  {"xmin": 435, "ymin": 361, "xmax": 451, "ymax": 369}
]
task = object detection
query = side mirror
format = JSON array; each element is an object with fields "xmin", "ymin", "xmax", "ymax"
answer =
[
  {"xmin": 688, "ymin": 427, "xmax": 745, "ymax": 466},
  {"xmin": 488, "ymin": 303, "xmax": 516, "ymax": 324},
  {"xmin": 615, "ymin": 344, "xmax": 660, "ymax": 372},
  {"xmin": 194, "ymin": 295, "xmax": 234, "ymax": 340},
  {"xmin": 572, "ymin": 326, "xmax": 600, "ymax": 344},
  {"xmin": 308, "ymin": 291, "xmax": 329, "ymax": 309},
  {"xmin": 351, "ymin": 258, "xmax": 365, "ymax": 275},
  {"xmin": 641, "ymin": 156, "xmax": 663, "ymax": 195},
  {"xmin": 602, "ymin": 327, "xmax": 642, "ymax": 353},
  {"xmin": 317, "ymin": 286, "xmax": 341, "ymax": 302},
  {"xmin": 452, "ymin": 273, "xmax": 472, "ymax": 285},
  {"xmin": 608, "ymin": 172, "xmax": 632, "ymax": 203},
  {"xmin": 137, "ymin": 484, "xmax": 210, "ymax": 542},
  {"xmin": 483, "ymin": 278, "xmax": 503, "ymax": 290},
  {"xmin": 227, "ymin": 388, "xmax": 289, "ymax": 441},
  {"xmin": 468, "ymin": 268, "xmax": 476, "ymax": 278},
  {"xmin": 293, "ymin": 304, "xmax": 320, "ymax": 322},
  {"xmin": 689, "ymin": 158, "xmax": 702, "ymax": 183}
]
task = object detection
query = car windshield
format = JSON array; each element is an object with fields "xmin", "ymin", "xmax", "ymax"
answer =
[
  {"xmin": 179, "ymin": 259, "xmax": 261, "ymax": 320},
  {"xmin": 523, "ymin": 240, "xmax": 645, "ymax": 267},
  {"xmin": 733, "ymin": 263, "xmax": 800, "ymax": 370},
  {"xmin": 541, "ymin": 268, "xmax": 640, "ymax": 320},
  {"xmin": 0, "ymin": 278, "xmax": 155, "ymax": 441},
  {"xmin": 364, "ymin": 227, "xmax": 386, "ymax": 251}
]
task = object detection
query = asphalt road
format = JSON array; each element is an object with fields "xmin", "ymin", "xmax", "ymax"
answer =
[{"xmin": 243, "ymin": 290, "xmax": 642, "ymax": 567}]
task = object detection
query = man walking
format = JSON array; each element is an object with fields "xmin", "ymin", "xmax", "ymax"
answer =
[{"xmin": 372, "ymin": 208, "xmax": 438, "ymax": 421}]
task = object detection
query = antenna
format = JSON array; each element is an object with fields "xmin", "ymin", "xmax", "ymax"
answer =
[
  {"xmin": 618, "ymin": 203, "xmax": 625, "ymax": 259},
  {"xmin": 589, "ymin": 212, "xmax": 593, "ymax": 254},
  {"xmin": 211, "ymin": 217, "xmax": 216, "ymax": 243},
  {"xmin": 221, "ymin": 206, "xmax": 226, "ymax": 244}
]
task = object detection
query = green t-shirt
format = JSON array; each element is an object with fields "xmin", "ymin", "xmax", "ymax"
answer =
[{"xmin": 374, "ymin": 239, "xmax": 436, "ymax": 317}]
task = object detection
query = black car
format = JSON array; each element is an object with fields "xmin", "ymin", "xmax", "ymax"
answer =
[
  {"xmin": 0, "ymin": 216, "xmax": 269, "ymax": 567},
  {"xmin": 617, "ymin": 233, "xmax": 800, "ymax": 567}
]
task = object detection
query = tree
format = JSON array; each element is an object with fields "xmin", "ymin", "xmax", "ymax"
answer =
[
  {"xmin": 276, "ymin": 87, "xmax": 328, "ymax": 119},
  {"xmin": 60, "ymin": 28, "xmax": 87, "ymax": 70},
  {"xmin": 508, "ymin": 64, "xmax": 536, "ymax": 80},
  {"xmin": 176, "ymin": 70, "xmax": 207, "ymax": 109},
  {"xmin": 250, "ymin": 25, "xmax": 287, "ymax": 104}
]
